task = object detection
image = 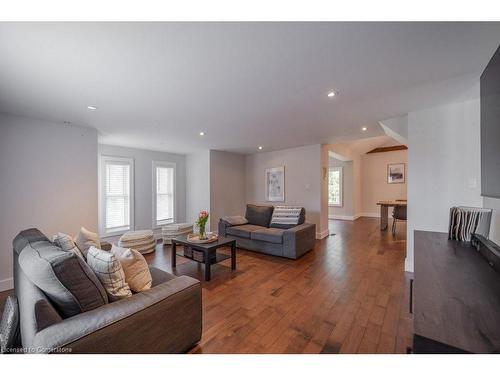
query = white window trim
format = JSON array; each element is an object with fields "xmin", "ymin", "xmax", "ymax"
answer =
[
  {"xmin": 152, "ymin": 160, "xmax": 176, "ymax": 229},
  {"xmin": 328, "ymin": 166, "xmax": 343, "ymax": 207},
  {"xmin": 99, "ymin": 155, "xmax": 135, "ymax": 238}
]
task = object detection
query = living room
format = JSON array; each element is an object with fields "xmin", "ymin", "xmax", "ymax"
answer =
[{"xmin": 2, "ymin": 1, "xmax": 500, "ymax": 373}]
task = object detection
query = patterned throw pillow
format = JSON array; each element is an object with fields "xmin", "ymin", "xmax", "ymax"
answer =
[
  {"xmin": 53, "ymin": 232, "xmax": 84, "ymax": 259},
  {"xmin": 111, "ymin": 244, "xmax": 152, "ymax": 292},
  {"xmin": 86, "ymin": 246, "xmax": 132, "ymax": 301},
  {"xmin": 74, "ymin": 227, "xmax": 100, "ymax": 259},
  {"xmin": 270, "ymin": 206, "xmax": 305, "ymax": 229},
  {"xmin": 0, "ymin": 296, "xmax": 20, "ymax": 353}
]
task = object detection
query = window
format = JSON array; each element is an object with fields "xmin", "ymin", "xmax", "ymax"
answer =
[
  {"xmin": 100, "ymin": 156, "xmax": 134, "ymax": 236},
  {"xmin": 328, "ymin": 166, "xmax": 343, "ymax": 206},
  {"xmin": 153, "ymin": 161, "xmax": 175, "ymax": 227}
]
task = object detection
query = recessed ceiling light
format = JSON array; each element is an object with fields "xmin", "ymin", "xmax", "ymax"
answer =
[
  {"xmin": 327, "ymin": 91, "xmax": 336, "ymax": 98},
  {"xmin": 87, "ymin": 105, "xmax": 98, "ymax": 110},
  {"xmin": 199, "ymin": 132, "xmax": 205, "ymax": 136},
  {"xmin": 361, "ymin": 127, "xmax": 368, "ymax": 131},
  {"xmin": 258, "ymin": 146, "xmax": 263, "ymax": 150}
]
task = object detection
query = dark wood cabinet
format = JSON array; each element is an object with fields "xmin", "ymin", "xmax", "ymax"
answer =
[{"xmin": 412, "ymin": 231, "xmax": 500, "ymax": 353}]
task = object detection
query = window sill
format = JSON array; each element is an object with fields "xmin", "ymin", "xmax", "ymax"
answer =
[
  {"xmin": 152, "ymin": 221, "xmax": 176, "ymax": 230},
  {"xmin": 329, "ymin": 204, "xmax": 343, "ymax": 208},
  {"xmin": 101, "ymin": 227, "xmax": 130, "ymax": 238}
]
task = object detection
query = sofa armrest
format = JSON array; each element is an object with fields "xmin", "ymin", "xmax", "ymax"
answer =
[
  {"xmin": 218, "ymin": 219, "xmax": 230, "ymax": 237},
  {"xmin": 283, "ymin": 223, "xmax": 316, "ymax": 259},
  {"xmin": 32, "ymin": 275, "xmax": 202, "ymax": 353}
]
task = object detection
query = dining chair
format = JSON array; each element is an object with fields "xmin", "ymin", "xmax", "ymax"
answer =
[{"xmin": 392, "ymin": 205, "xmax": 407, "ymax": 237}]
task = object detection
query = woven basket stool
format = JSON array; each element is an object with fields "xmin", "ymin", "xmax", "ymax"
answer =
[
  {"xmin": 118, "ymin": 230, "xmax": 156, "ymax": 254},
  {"xmin": 162, "ymin": 223, "xmax": 193, "ymax": 245}
]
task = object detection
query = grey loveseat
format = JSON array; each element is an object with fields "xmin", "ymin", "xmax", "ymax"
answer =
[
  {"xmin": 218, "ymin": 204, "xmax": 316, "ymax": 259},
  {"xmin": 12, "ymin": 228, "xmax": 202, "ymax": 353}
]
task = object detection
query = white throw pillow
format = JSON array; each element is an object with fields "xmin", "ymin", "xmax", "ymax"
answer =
[
  {"xmin": 74, "ymin": 227, "xmax": 100, "ymax": 259},
  {"xmin": 111, "ymin": 244, "xmax": 152, "ymax": 292},
  {"xmin": 86, "ymin": 246, "xmax": 132, "ymax": 301},
  {"xmin": 53, "ymin": 232, "xmax": 84, "ymax": 259}
]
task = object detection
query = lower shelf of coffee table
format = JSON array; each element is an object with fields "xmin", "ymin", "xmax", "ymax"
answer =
[{"xmin": 175, "ymin": 251, "xmax": 231, "ymax": 265}]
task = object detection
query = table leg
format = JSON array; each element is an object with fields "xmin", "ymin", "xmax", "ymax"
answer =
[
  {"xmin": 380, "ymin": 205, "xmax": 389, "ymax": 231},
  {"xmin": 171, "ymin": 241, "xmax": 177, "ymax": 268},
  {"xmin": 231, "ymin": 242, "xmax": 236, "ymax": 270},
  {"xmin": 204, "ymin": 254, "xmax": 211, "ymax": 281}
]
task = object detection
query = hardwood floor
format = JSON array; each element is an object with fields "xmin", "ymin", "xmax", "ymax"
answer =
[
  {"xmin": 146, "ymin": 217, "xmax": 412, "ymax": 353},
  {"xmin": 0, "ymin": 217, "xmax": 412, "ymax": 354}
]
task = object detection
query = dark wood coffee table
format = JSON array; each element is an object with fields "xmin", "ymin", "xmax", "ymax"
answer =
[{"xmin": 171, "ymin": 235, "xmax": 236, "ymax": 281}]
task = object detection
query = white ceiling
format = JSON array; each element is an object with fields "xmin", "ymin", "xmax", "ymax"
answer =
[{"xmin": 1, "ymin": 22, "xmax": 499, "ymax": 154}]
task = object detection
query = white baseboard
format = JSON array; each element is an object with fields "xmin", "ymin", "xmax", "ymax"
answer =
[
  {"xmin": 329, "ymin": 214, "xmax": 362, "ymax": 221},
  {"xmin": 316, "ymin": 229, "xmax": 329, "ymax": 239},
  {"xmin": 0, "ymin": 278, "xmax": 13, "ymax": 292},
  {"xmin": 358, "ymin": 212, "xmax": 381, "ymax": 218},
  {"xmin": 405, "ymin": 258, "xmax": 414, "ymax": 273}
]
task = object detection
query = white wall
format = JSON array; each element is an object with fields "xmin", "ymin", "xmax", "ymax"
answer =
[
  {"xmin": 361, "ymin": 150, "xmax": 407, "ymax": 215},
  {"xmin": 209, "ymin": 150, "xmax": 246, "ymax": 230},
  {"xmin": 379, "ymin": 115, "xmax": 408, "ymax": 145},
  {"xmin": 0, "ymin": 115, "xmax": 98, "ymax": 291},
  {"xmin": 246, "ymin": 144, "xmax": 324, "ymax": 238},
  {"xmin": 322, "ymin": 144, "xmax": 363, "ymax": 226},
  {"xmin": 353, "ymin": 153, "xmax": 363, "ymax": 217},
  {"xmin": 98, "ymin": 144, "xmax": 186, "ymax": 237},
  {"xmin": 483, "ymin": 197, "xmax": 500, "ymax": 244},
  {"xmin": 186, "ymin": 151, "xmax": 211, "ymax": 230},
  {"xmin": 406, "ymin": 98, "xmax": 483, "ymax": 272},
  {"xmin": 328, "ymin": 158, "xmax": 354, "ymax": 219}
]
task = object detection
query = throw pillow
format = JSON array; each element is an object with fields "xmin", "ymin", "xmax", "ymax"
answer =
[
  {"xmin": 221, "ymin": 215, "xmax": 249, "ymax": 226},
  {"xmin": 111, "ymin": 244, "xmax": 152, "ymax": 292},
  {"xmin": 245, "ymin": 204, "xmax": 274, "ymax": 227},
  {"xmin": 0, "ymin": 296, "xmax": 20, "ymax": 353},
  {"xmin": 270, "ymin": 206, "xmax": 305, "ymax": 229},
  {"xmin": 18, "ymin": 235, "xmax": 109, "ymax": 318},
  {"xmin": 53, "ymin": 232, "xmax": 84, "ymax": 259},
  {"xmin": 86, "ymin": 246, "xmax": 132, "ymax": 301},
  {"xmin": 74, "ymin": 227, "xmax": 100, "ymax": 259}
]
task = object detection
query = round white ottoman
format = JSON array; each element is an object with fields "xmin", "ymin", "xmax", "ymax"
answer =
[{"xmin": 118, "ymin": 230, "xmax": 156, "ymax": 254}]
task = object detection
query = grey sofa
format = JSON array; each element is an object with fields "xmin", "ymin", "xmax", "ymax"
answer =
[
  {"xmin": 218, "ymin": 204, "xmax": 316, "ymax": 259},
  {"xmin": 12, "ymin": 228, "xmax": 202, "ymax": 353}
]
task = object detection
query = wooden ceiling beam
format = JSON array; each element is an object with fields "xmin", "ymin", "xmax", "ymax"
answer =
[{"xmin": 366, "ymin": 145, "xmax": 408, "ymax": 154}]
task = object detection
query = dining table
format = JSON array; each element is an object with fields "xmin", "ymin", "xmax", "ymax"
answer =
[{"xmin": 376, "ymin": 200, "xmax": 407, "ymax": 231}]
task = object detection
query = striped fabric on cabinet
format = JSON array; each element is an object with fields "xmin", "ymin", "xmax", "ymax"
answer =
[{"xmin": 448, "ymin": 206, "xmax": 492, "ymax": 241}]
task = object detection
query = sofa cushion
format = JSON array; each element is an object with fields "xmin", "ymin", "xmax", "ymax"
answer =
[
  {"xmin": 245, "ymin": 204, "xmax": 274, "ymax": 227},
  {"xmin": 34, "ymin": 300, "xmax": 62, "ymax": 332},
  {"xmin": 226, "ymin": 224, "xmax": 265, "ymax": 239},
  {"xmin": 149, "ymin": 266, "xmax": 177, "ymax": 287},
  {"xmin": 251, "ymin": 228, "xmax": 285, "ymax": 244},
  {"xmin": 17, "ymin": 233, "xmax": 108, "ymax": 318},
  {"xmin": 86, "ymin": 247, "xmax": 132, "ymax": 301}
]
